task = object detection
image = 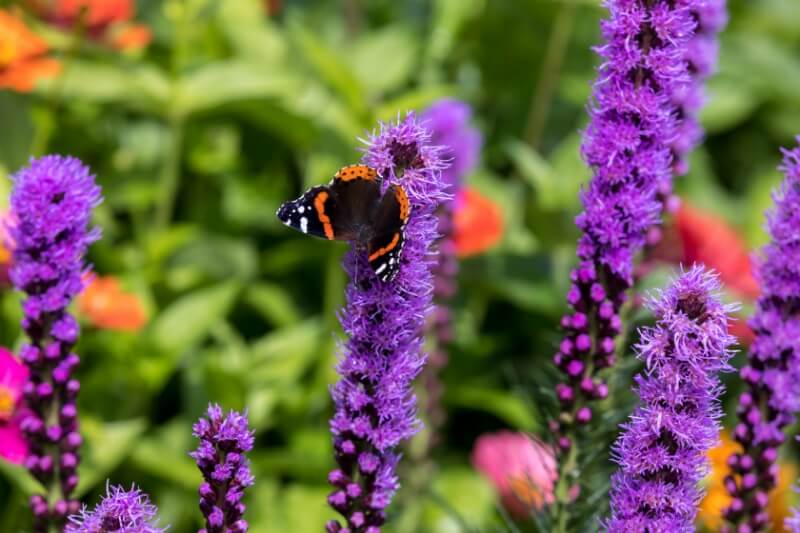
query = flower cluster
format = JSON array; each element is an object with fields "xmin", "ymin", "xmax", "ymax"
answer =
[
  {"xmin": 723, "ymin": 139, "xmax": 800, "ymax": 532},
  {"xmin": 552, "ymin": 0, "xmax": 696, "ymax": 452},
  {"xmin": 606, "ymin": 267, "xmax": 736, "ymax": 531},
  {"xmin": 671, "ymin": 0, "xmax": 727, "ymax": 176},
  {"xmin": 10, "ymin": 155, "xmax": 102, "ymax": 531},
  {"xmin": 0, "ymin": 9, "xmax": 61, "ymax": 92},
  {"xmin": 28, "ymin": 0, "xmax": 152, "ymax": 50},
  {"xmin": 472, "ymin": 431, "xmax": 556, "ymax": 518},
  {"xmin": 65, "ymin": 484, "xmax": 165, "ymax": 533},
  {"xmin": 326, "ymin": 113, "xmax": 447, "ymax": 532},
  {"xmin": 191, "ymin": 404, "xmax": 255, "ymax": 533},
  {"xmin": 420, "ymin": 99, "xmax": 481, "ymax": 448}
]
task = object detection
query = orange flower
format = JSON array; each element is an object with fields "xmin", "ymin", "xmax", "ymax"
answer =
[
  {"xmin": 699, "ymin": 432, "xmax": 796, "ymax": 532},
  {"xmin": 452, "ymin": 186, "xmax": 503, "ymax": 257},
  {"xmin": 78, "ymin": 275, "xmax": 147, "ymax": 332},
  {"xmin": 29, "ymin": 0, "xmax": 151, "ymax": 50},
  {"xmin": 0, "ymin": 9, "xmax": 61, "ymax": 92},
  {"xmin": 675, "ymin": 201, "xmax": 759, "ymax": 299}
]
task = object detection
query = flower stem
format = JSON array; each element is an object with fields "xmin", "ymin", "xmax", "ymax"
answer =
[
  {"xmin": 154, "ymin": 115, "xmax": 185, "ymax": 229},
  {"xmin": 524, "ymin": 1, "xmax": 577, "ymax": 150}
]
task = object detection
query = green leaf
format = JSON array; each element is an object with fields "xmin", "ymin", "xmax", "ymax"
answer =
[
  {"xmin": 243, "ymin": 282, "xmax": 303, "ymax": 328},
  {"xmin": 446, "ymin": 385, "xmax": 540, "ymax": 431},
  {"xmin": 0, "ymin": 460, "xmax": 45, "ymax": 497},
  {"xmin": 77, "ymin": 418, "xmax": 147, "ymax": 497},
  {"xmin": 46, "ymin": 60, "xmax": 169, "ymax": 112},
  {"xmin": 129, "ymin": 419, "xmax": 199, "ymax": 490},
  {"xmin": 0, "ymin": 92, "xmax": 34, "ymax": 172},
  {"xmin": 289, "ymin": 23, "xmax": 367, "ymax": 116},
  {"xmin": 421, "ymin": 468, "xmax": 496, "ymax": 532},
  {"xmin": 176, "ymin": 62, "xmax": 300, "ymax": 116},
  {"xmin": 347, "ymin": 26, "xmax": 418, "ymax": 95},
  {"xmin": 700, "ymin": 77, "xmax": 759, "ymax": 133},
  {"xmin": 169, "ymin": 236, "xmax": 258, "ymax": 281},
  {"xmin": 151, "ymin": 281, "xmax": 241, "ymax": 353}
]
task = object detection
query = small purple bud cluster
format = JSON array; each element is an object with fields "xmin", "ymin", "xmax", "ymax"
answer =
[
  {"xmin": 9, "ymin": 155, "xmax": 102, "ymax": 531},
  {"xmin": 551, "ymin": 0, "xmax": 697, "ymax": 455},
  {"xmin": 191, "ymin": 404, "xmax": 255, "ymax": 533},
  {"xmin": 66, "ymin": 484, "xmax": 165, "ymax": 533},
  {"xmin": 723, "ymin": 139, "xmax": 800, "ymax": 532},
  {"xmin": 326, "ymin": 113, "xmax": 447, "ymax": 533},
  {"xmin": 671, "ymin": 0, "xmax": 727, "ymax": 177},
  {"xmin": 420, "ymin": 99, "xmax": 481, "ymax": 447},
  {"xmin": 606, "ymin": 267, "xmax": 736, "ymax": 531}
]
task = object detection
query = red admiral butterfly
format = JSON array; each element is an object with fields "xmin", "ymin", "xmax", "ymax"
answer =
[{"xmin": 277, "ymin": 164, "xmax": 411, "ymax": 282}]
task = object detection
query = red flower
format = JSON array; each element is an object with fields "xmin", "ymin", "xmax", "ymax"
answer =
[
  {"xmin": 77, "ymin": 275, "xmax": 147, "ymax": 332},
  {"xmin": 453, "ymin": 186, "xmax": 503, "ymax": 257},
  {"xmin": 0, "ymin": 347, "xmax": 29, "ymax": 464},
  {"xmin": 675, "ymin": 201, "xmax": 759, "ymax": 299},
  {"xmin": 0, "ymin": 9, "xmax": 61, "ymax": 92},
  {"xmin": 29, "ymin": 0, "xmax": 151, "ymax": 50}
]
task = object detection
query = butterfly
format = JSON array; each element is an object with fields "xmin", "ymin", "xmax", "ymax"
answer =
[{"xmin": 276, "ymin": 164, "xmax": 411, "ymax": 282}]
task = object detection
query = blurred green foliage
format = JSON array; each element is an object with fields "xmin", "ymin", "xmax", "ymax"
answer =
[{"xmin": 1, "ymin": 0, "xmax": 799, "ymax": 531}]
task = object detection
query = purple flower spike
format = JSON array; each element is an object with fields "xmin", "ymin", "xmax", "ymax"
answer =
[
  {"xmin": 326, "ymin": 112, "xmax": 448, "ymax": 532},
  {"xmin": 606, "ymin": 266, "xmax": 737, "ymax": 531},
  {"xmin": 191, "ymin": 404, "xmax": 255, "ymax": 533},
  {"xmin": 671, "ymin": 0, "xmax": 727, "ymax": 177},
  {"xmin": 66, "ymin": 483, "xmax": 165, "ymax": 533},
  {"xmin": 423, "ymin": 99, "xmax": 481, "ymax": 191},
  {"xmin": 10, "ymin": 155, "xmax": 102, "ymax": 532},
  {"xmin": 419, "ymin": 99, "xmax": 481, "ymax": 450},
  {"xmin": 723, "ymin": 139, "xmax": 800, "ymax": 532},
  {"xmin": 552, "ymin": 0, "xmax": 699, "ymax": 473}
]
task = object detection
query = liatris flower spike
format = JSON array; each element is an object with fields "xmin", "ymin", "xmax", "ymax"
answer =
[
  {"xmin": 65, "ymin": 483, "xmax": 165, "ymax": 533},
  {"xmin": 551, "ymin": 0, "xmax": 697, "ymax": 494},
  {"xmin": 191, "ymin": 404, "xmax": 255, "ymax": 533},
  {"xmin": 420, "ymin": 99, "xmax": 481, "ymax": 448},
  {"xmin": 606, "ymin": 266, "xmax": 737, "ymax": 531},
  {"xmin": 723, "ymin": 138, "xmax": 800, "ymax": 532},
  {"xmin": 325, "ymin": 112, "xmax": 447, "ymax": 533},
  {"xmin": 10, "ymin": 155, "xmax": 102, "ymax": 531},
  {"xmin": 671, "ymin": 0, "xmax": 727, "ymax": 177}
]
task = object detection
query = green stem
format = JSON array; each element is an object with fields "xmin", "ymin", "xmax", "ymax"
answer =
[
  {"xmin": 524, "ymin": 1, "xmax": 577, "ymax": 150},
  {"xmin": 154, "ymin": 116, "xmax": 185, "ymax": 229}
]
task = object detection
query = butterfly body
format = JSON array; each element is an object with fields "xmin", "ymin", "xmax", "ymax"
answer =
[{"xmin": 277, "ymin": 165, "xmax": 411, "ymax": 282}]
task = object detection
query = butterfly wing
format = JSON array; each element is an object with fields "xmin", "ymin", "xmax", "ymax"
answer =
[
  {"xmin": 277, "ymin": 165, "xmax": 382, "ymax": 241},
  {"xmin": 277, "ymin": 185, "xmax": 340, "ymax": 240},
  {"xmin": 367, "ymin": 185, "xmax": 411, "ymax": 282}
]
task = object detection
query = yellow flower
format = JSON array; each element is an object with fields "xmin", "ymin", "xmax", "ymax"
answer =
[{"xmin": 699, "ymin": 431, "xmax": 796, "ymax": 532}]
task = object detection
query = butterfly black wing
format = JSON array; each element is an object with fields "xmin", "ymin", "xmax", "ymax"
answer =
[
  {"xmin": 367, "ymin": 185, "xmax": 411, "ymax": 282},
  {"xmin": 277, "ymin": 165, "xmax": 381, "ymax": 241},
  {"xmin": 277, "ymin": 185, "xmax": 339, "ymax": 240}
]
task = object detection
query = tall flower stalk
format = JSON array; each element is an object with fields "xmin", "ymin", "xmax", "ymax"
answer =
[
  {"xmin": 191, "ymin": 404, "xmax": 255, "ymax": 533},
  {"xmin": 550, "ymin": 0, "xmax": 696, "ymax": 523},
  {"xmin": 671, "ymin": 0, "xmax": 727, "ymax": 177},
  {"xmin": 606, "ymin": 266, "xmax": 736, "ymax": 530},
  {"xmin": 420, "ymin": 99, "xmax": 481, "ymax": 451},
  {"xmin": 10, "ymin": 155, "xmax": 102, "ymax": 532},
  {"xmin": 723, "ymin": 139, "xmax": 800, "ymax": 532},
  {"xmin": 326, "ymin": 113, "xmax": 447, "ymax": 533}
]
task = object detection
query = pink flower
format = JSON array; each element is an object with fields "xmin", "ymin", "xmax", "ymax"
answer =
[
  {"xmin": 0, "ymin": 347, "xmax": 29, "ymax": 464},
  {"xmin": 471, "ymin": 430, "xmax": 557, "ymax": 518}
]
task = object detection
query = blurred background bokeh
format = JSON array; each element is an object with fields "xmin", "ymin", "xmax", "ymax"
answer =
[{"xmin": 1, "ymin": 0, "xmax": 799, "ymax": 531}]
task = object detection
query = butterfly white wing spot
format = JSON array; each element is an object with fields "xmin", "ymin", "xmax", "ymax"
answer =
[
  {"xmin": 375, "ymin": 263, "xmax": 387, "ymax": 275},
  {"xmin": 298, "ymin": 206, "xmax": 305, "ymax": 214},
  {"xmin": 300, "ymin": 217, "xmax": 308, "ymax": 233}
]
